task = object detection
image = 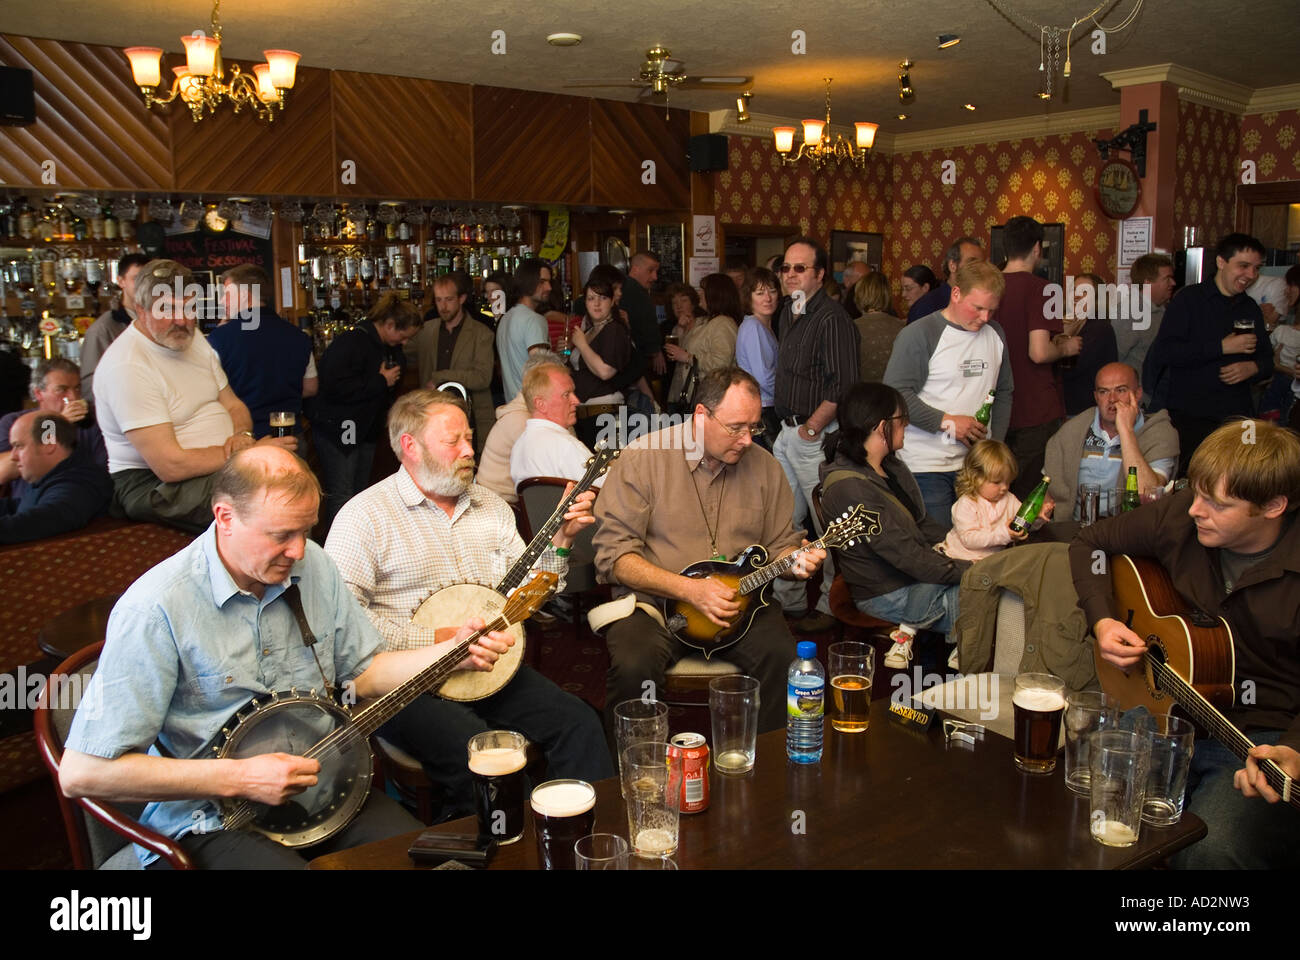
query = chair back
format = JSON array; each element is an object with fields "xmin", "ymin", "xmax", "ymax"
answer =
[{"xmin": 517, "ymin": 477, "xmax": 597, "ymax": 565}]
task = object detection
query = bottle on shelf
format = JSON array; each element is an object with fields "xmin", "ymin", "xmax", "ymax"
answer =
[
  {"xmin": 1009, "ymin": 475, "xmax": 1050, "ymax": 534},
  {"xmin": 102, "ymin": 206, "xmax": 118, "ymax": 241},
  {"xmin": 787, "ymin": 641, "xmax": 825, "ymax": 764}
]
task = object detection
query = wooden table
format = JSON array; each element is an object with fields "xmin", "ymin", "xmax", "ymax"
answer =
[{"xmin": 310, "ymin": 697, "xmax": 1205, "ymax": 870}]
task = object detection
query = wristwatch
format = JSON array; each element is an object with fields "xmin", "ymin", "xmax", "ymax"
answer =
[{"xmin": 803, "ymin": 424, "xmax": 818, "ymax": 438}]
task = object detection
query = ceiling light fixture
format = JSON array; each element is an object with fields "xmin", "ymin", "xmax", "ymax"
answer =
[
  {"xmin": 897, "ymin": 113, "xmax": 910, "ymax": 120},
  {"xmin": 963, "ymin": 103, "xmax": 977, "ymax": 111},
  {"xmin": 937, "ymin": 34, "xmax": 961, "ymax": 49},
  {"xmin": 546, "ymin": 32, "xmax": 583, "ymax": 46},
  {"xmin": 772, "ymin": 78, "xmax": 877, "ymax": 170},
  {"xmin": 124, "ymin": 0, "xmax": 298, "ymax": 123},
  {"xmin": 735, "ymin": 92, "xmax": 752, "ymax": 123},
  {"xmin": 898, "ymin": 60, "xmax": 915, "ymax": 104}
]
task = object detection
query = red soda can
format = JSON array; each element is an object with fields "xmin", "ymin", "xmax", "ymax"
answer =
[{"xmin": 668, "ymin": 732, "xmax": 710, "ymax": 813}]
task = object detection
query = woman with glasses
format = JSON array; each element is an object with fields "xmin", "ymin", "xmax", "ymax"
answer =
[
  {"xmin": 818, "ymin": 382, "xmax": 971, "ymax": 670},
  {"xmin": 664, "ymin": 273, "xmax": 739, "ymax": 413},
  {"xmin": 737, "ymin": 267, "xmax": 781, "ymax": 448}
]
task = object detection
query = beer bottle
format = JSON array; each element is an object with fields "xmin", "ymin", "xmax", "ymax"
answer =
[
  {"xmin": 1121, "ymin": 466, "xmax": 1140, "ymax": 512},
  {"xmin": 1009, "ymin": 475, "xmax": 1050, "ymax": 535},
  {"xmin": 974, "ymin": 391, "xmax": 995, "ymax": 427}
]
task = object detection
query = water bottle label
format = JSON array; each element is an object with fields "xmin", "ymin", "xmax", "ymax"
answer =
[{"xmin": 787, "ymin": 682, "xmax": 824, "ymax": 718}]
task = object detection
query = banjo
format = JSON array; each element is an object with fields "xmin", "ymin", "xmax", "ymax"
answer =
[
  {"xmin": 414, "ymin": 442, "xmax": 619, "ymax": 701},
  {"xmin": 208, "ymin": 572, "xmax": 557, "ymax": 848}
]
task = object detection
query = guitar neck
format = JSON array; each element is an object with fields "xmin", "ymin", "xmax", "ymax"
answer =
[{"xmin": 738, "ymin": 537, "xmax": 826, "ymax": 596}]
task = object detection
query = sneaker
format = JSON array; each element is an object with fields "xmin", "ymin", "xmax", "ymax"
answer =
[
  {"xmin": 947, "ymin": 645, "xmax": 961, "ymax": 671},
  {"xmin": 883, "ymin": 631, "xmax": 914, "ymax": 669}
]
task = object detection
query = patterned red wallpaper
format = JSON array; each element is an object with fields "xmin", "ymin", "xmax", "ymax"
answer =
[
  {"xmin": 1240, "ymin": 108, "xmax": 1300, "ymax": 184},
  {"xmin": 1173, "ymin": 101, "xmax": 1240, "ymax": 248}
]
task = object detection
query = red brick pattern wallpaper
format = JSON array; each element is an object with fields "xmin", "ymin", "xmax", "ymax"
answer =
[
  {"xmin": 1173, "ymin": 101, "xmax": 1240, "ymax": 247},
  {"xmin": 1240, "ymin": 108, "xmax": 1300, "ymax": 184}
]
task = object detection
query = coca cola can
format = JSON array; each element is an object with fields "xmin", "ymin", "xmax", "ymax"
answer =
[{"xmin": 668, "ymin": 732, "xmax": 710, "ymax": 813}]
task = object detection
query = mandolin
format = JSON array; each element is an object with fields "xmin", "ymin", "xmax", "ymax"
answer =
[
  {"xmin": 414, "ymin": 442, "xmax": 618, "ymax": 701},
  {"xmin": 207, "ymin": 572, "xmax": 557, "ymax": 848},
  {"xmin": 1100, "ymin": 553, "xmax": 1296, "ymax": 812},
  {"xmin": 663, "ymin": 505, "xmax": 875, "ymax": 658}
]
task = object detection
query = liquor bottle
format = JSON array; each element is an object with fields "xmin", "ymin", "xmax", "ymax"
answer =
[
  {"xmin": 1121, "ymin": 466, "xmax": 1140, "ymax": 513},
  {"xmin": 102, "ymin": 206, "xmax": 118, "ymax": 240},
  {"xmin": 974, "ymin": 391, "xmax": 995, "ymax": 427},
  {"xmin": 17, "ymin": 199, "xmax": 36, "ymax": 239},
  {"xmin": 0, "ymin": 199, "xmax": 11, "ymax": 237},
  {"xmin": 1009, "ymin": 475, "xmax": 1050, "ymax": 535}
]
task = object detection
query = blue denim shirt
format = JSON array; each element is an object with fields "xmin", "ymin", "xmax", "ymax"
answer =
[{"xmin": 64, "ymin": 524, "xmax": 381, "ymax": 866}]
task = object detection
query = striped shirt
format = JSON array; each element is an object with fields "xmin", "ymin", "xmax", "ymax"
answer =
[
  {"xmin": 773, "ymin": 289, "xmax": 861, "ymax": 417},
  {"xmin": 324, "ymin": 467, "xmax": 566, "ymax": 652}
]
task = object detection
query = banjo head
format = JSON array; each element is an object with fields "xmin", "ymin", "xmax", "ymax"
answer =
[
  {"xmin": 414, "ymin": 583, "xmax": 527, "ymax": 702},
  {"xmin": 215, "ymin": 693, "xmax": 372, "ymax": 848}
]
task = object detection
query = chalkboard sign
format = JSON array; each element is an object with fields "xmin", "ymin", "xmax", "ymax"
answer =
[
  {"xmin": 646, "ymin": 223, "xmax": 685, "ymax": 289},
  {"xmin": 163, "ymin": 231, "xmax": 276, "ymax": 331}
]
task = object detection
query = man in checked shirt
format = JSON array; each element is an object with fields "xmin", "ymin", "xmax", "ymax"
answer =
[{"xmin": 325, "ymin": 390, "xmax": 611, "ymax": 822}]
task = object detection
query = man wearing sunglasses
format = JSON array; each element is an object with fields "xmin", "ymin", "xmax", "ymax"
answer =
[{"xmin": 771, "ymin": 237, "xmax": 861, "ymax": 632}]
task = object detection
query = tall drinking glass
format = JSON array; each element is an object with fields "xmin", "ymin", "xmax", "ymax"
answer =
[
  {"xmin": 574, "ymin": 833, "xmax": 629, "ymax": 870},
  {"xmin": 622, "ymin": 741, "xmax": 682, "ymax": 859},
  {"xmin": 530, "ymin": 779, "xmax": 596, "ymax": 870},
  {"xmin": 467, "ymin": 730, "xmax": 528, "ymax": 844},
  {"xmin": 1141, "ymin": 714, "xmax": 1195, "ymax": 826},
  {"xmin": 613, "ymin": 698, "xmax": 669, "ymax": 796},
  {"xmin": 1089, "ymin": 730, "xmax": 1152, "ymax": 847},
  {"xmin": 1064, "ymin": 691, "xmax": 1118, "ymax": 795},
  {"xmin": 708, "ymin": 675, "xmax": 760, "ymax": 774},
  {"xmin": 1012, "ymin": 673, "xmax": 1066, "ymax": 774},
  {"xmin": 828, "ymin": 641, "xmax": 874, "ymax": 733}
]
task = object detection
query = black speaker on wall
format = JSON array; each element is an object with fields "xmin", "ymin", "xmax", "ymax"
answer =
[
  {"xmin": 0, "ymin": 67, "xmax": 36, "ymax": 126},
  {"xmin": 688, "ymin": 133, "xmax": 728, "ymax": 172}
]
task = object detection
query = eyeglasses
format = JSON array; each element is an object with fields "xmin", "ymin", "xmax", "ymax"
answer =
[
  {"xmin": 883, "ymin": 413, "xmax": 910, "ymax": 427},
  {"xmin": 707, "ymin": 410, "xmax": 765, "ymax": 438},
  {"xmin": 779, "ymin": 263, "xmax": 813, "ymax": 274}
]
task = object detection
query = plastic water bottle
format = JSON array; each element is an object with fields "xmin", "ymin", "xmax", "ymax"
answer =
[{"xmin": 786, "ymin": 640, "xmax": 825, "ymax": 763}]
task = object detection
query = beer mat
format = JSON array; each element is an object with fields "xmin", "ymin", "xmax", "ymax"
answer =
[
  {"xmin": 432, "ymin": 860, "xmax": 475, "ymax": 870},
  {"xmin": 887, "ymin": 699, "xmax": 936, "ymax": 732}
]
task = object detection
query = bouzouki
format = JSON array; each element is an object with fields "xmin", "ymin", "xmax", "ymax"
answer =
[
  {"xmin": 664, "ymin": 505, "xmax": 876, "ymax": 658},
  {"xmin": 1100, "ymin": 554, "xmax": 1296, "ymax": 811},
  {"xmin": 207, "ymin": 572, "xmax": 557, "ymax": 847},
  {"xmin": 414, "ymin": 443, "xmax": 619, "ymax": 701}
]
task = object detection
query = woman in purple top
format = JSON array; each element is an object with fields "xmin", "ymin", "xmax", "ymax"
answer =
[{"xmin": 736, "ymin": 267, "xmax": 781, "ymax": 449}]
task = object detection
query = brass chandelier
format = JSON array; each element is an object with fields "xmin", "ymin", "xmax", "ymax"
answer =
[{"xmin": 772, "ymin": 79, "xmax": 877, "ymax": 170}]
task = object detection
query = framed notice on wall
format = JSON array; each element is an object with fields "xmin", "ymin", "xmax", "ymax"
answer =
[
  {"xmin": 1118, "ymin": 217, "xmax": 1153, "ymax": 267},
  {"xmin": 830, "ymin": 230, "xmax": 883, "ymax": 281},
  {"xmin": 647, "ymin": 223, "xmax": 685, "ymax": 288}
]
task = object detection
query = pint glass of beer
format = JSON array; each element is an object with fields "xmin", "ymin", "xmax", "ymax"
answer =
[
  {"xmin": 467, "ymin": 730, "xmax": 528, "ymax": 845},
  {"xmin": 269, "ymin": 410, "xmax": 296, "ymax": 438},
  {"xmin": 622, "ymin": 741, "xmax": 682, "ymax": 859},
  {"xmin": 530, "ymin": 779, "xmax": 596, "ymax": 870},
  {"xmin": 1012, "ymin": 673, "xmax": 1066, "ymax": 774},
  {"xmin": 828, "ymin": 641, "xmax": 874, "ymax": 733}
]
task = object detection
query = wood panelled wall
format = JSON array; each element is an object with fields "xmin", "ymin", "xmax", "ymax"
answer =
[{"xmin": 0, "ymin": 34, "xmax": 692, "ymax": 210}]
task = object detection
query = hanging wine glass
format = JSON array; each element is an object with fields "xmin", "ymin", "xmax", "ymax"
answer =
[
  {"xmin": 217, "ymin": 199, "xmax": 239, "ymax": 222},
  {"xmin": 405, "ymin": 206, "xmax": 428, "ymax": 226},
  {"xmin": 148, "ymin": 197, "xmax": 175, "ymax": 222},
  {"xmin": 112, "ymin": 195, "xmax": 139, "ymax": 221},
  {"xmin": 280, "ymin": 200, "xmax": 305, "ymax": 222},
  {"xmin": 248, "ymin": 199, "xmax": 274, "ymax": 221}
]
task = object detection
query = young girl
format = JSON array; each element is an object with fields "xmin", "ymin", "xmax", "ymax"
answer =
[{"xmin": 940, "ymin": 440, "xmax": 1034, "ymax": 561}]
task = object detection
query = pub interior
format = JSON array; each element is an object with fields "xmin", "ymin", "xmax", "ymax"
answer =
[{"xmin": 1, "ymin": 0, "xmax": 1298, "ymax": 884}]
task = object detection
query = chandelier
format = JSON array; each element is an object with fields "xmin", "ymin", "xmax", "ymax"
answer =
[
  {"xmin": 772, "ymin": 79, "xmax": 877, "ymax": 170},
  {"xmin": 124, "ymin": 0, "xmax": 300, "ymax": 123}
]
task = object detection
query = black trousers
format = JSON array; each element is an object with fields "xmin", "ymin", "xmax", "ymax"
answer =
[
  {"xmin": 1006, "ymin": 419, "xmax": 1062, "ymax": 500},
  {"xmin": 148, "ymin": 790, "xmax": 421, "ymax": 870},
  {"xmin": 1169, "ymin": 410, "xmax": 1227, "ymax": 479},
  {"xmin": 604, "ymin": 603, "xmax": 793, "ymax": 738}
]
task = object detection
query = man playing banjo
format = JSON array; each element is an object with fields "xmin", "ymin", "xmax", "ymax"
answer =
[
  {"xmin": 59, "ymin": 447, "xmax": 514, "ymax": 868},
  {"xmin": 325, "ymin": 390, "xmax": 612, "ymax": 822}
]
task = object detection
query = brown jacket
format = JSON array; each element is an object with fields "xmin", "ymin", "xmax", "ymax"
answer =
[
  {"xmin": 408, "ymin": 314, "xmax": 495, "ymax": 446},
  {"xmin": 1070, "ymin": 488, "xmax": 1300, "ymax": 750}
]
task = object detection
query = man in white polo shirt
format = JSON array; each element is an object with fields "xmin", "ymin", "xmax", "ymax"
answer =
[
  {"xmin": 93, "ymin": 259, "xmax": 294, "ymax": 533},
  {"xmin": 883, "ymin": 261, "xmax": 1015, "ymax": 530},
  {"xmin": 510, "ymin": 362, "xmax": 597, "ymax": 491}
]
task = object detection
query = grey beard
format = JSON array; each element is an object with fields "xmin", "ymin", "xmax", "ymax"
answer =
[{"xmin": 413, "ymin": 460, "xmax": 471, "ymax": 497}]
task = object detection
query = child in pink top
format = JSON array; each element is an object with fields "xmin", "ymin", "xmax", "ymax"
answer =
[{"xmin": 940, "ymin": 440, "xmax": 1039, "ymax": 561}]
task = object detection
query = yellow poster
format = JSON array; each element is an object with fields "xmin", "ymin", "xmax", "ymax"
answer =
[{"xmin": 539, "ymin": 205, "xmax": 570, "ymax": 262}]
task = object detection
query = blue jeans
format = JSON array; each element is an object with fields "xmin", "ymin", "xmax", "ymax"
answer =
[
  {"xmin": 1169, "ymin": 729, "xmax": 1300, "ymax": 869},
  {"xmin": 911, "ymin": 471, "xmax": 958, "ymax": 531},
  {"xmin": 856, "ymin": 582, "xmax": 961, "ymax": 638},
  {"xmin": 314, "ymin": 430, "xmax": 378, "ymax": 534},
  {"xmin": 772, "ymin": 421, "xmax": 836, "ymax": 614}
]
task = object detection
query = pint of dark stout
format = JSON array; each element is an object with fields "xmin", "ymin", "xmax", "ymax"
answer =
[
  {"xmin": 269, "ymin": 411, "xmax": 296, "ymax": 438},
  {"xmin": 467, "ymin": 730, "xmax": 528, "ymax": 845},
  {"xmin": 1012, "ymin": 673, "xmax": 1066, "ymax": 774},
  {"xmin": 530, "ymin": 779, "xmax": 596, "ymax": 870}
]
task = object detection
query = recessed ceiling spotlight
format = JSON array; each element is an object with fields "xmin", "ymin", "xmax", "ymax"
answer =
[
  {"xmin": 547, "ymin": 32, "xmax": 583, "ymax": 46},
  {"xmin": 963, "ymin": 102, "xmax": 976, "ymax": 111},
  {"xmin": 608, "ymin": 209, "xmax": 633, "ymax": 215},
  {"xmin": 897, "ymin": 112, "xmax": 909, "ymax": 120},
  {"xmin": 937, "ymin": 34, "xmax": 961, "ymax": 49}
]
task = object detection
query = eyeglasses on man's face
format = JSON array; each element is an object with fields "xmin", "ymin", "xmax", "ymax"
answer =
[
  {"xmin": 779, "ymin": 263, "xmax": 813, "ymax": 274},
  {"xmin": 707, "ymin": 409, "xmax": 765, "ymax": 438}
]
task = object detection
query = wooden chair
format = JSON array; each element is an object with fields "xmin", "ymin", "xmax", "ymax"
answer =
[
  {"xmin": 516, "ymin": 476, "xmax": 605, "ymax": 650},
  {"xmin": 663, "ymin": 653, "xmax": 743, "ymax": 706},
  {"xmin": 34, "ymin": 641, "xmax": 195, "ymax": 869}
]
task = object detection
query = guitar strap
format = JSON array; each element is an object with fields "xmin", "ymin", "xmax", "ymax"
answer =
[{"xmin": 283, "ymin": 583, "xmax": 335, "ymax": 700}]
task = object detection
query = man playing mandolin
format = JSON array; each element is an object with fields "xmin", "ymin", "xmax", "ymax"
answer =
[
  {"xmin": 1070, "ymin": 420, "xmax": 1300, "ymax": 868},
  {"xmin": 593, "ymin": 367, "xmax": 827, "ymax": 734},
  {"xmin": 59, "ymin": 447, "xmax": 516, "ymax": 868},
  {"xmin": 325, "ymin": 390, "xmax": 612, "ymax": 822}
]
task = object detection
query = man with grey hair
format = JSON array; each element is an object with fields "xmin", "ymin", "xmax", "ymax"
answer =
[
  {"xmin": 0, "ymin": 358, "xmax": 106, "ymax": 499},
  {"xmin": 478, "ymin": 349, "xmax": 569, "ymax": 503},
  {"xmin": 325, "ymin": 390, "xmax": 610, "ymax": 822},
  {"xmin": 93, "ymin": 259, "xmax": 294, "ymax": 534},
  {"xmin": 0, "ymin": 411, "xmax": 111, "ymax": 543},
  {"xmin": 907, "ymin": 236, "xmax": 986, "ymax": 323}
]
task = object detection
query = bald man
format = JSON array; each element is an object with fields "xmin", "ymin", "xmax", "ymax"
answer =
[{"xmin": 0, "ymin": 411, "xmax": 111, "ymax": 544}]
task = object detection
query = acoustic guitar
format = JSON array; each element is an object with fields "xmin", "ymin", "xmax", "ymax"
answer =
[
  {"xmin": 208, "ymin": 572, "xmax": 557, "ymax": 847},
  {"xmin": 1099, "ymin": 554, "xmax": 1296, "ymax": 811},
  {"xmin": 663, "ymin": 505, "xmax": 875, "ymax": 658},
  {"xmin": 414, "ymin": 442, "xmax": 619, "ymax": 701}
]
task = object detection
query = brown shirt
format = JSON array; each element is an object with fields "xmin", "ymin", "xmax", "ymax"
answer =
[
  {"xmin": 853, "ymin": 310, "xmax": 905, "ymax": 384},
  {"xmin": 593, "ymin": 420, "xmax": 803, "ymax": 604}
]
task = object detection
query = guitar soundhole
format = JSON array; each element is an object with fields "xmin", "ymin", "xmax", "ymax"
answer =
[{"xmin": 1144, "ymin": 637, "xmax": 1167, "ymax": 700}]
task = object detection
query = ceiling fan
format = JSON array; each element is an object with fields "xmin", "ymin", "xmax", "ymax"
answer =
[{"xmin": 563, "ymin": 45, "xmax": 750, "ymax": 108}]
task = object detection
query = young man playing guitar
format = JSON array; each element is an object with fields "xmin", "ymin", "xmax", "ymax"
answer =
[
  {"xmin": 59, "ymin": 447, "xmax": 515, "ymax": 868},
  {"xmin": 1069, "ymin": 420, "xmax": 1300, "ymax": 868},
  {"xmin": 593, "ymin": 367, "xmax": 827, "ymax": 734}
]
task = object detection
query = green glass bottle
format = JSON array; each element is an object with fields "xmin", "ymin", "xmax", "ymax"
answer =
[
  {"xmin": 1122, "ymin": 466, "xmax": 1141, "ymax": 512},
  {"xmin": 974, "ymin": 390, "xmax": 995, "ymax": 427},
  {"xmin": 1009, "ymin": 475, "xmax": 1050, "ymax": 535}
]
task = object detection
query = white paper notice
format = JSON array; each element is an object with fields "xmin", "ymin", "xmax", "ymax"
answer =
[
  {"xmin": 692, "ymin": 215, "xmax": 717, "ymax": 257},
  {"xmin": 1118, "ymin": 217, "xmax": 1153, "ymax": 267},
  {"xmin": 688, "ymin": 257, "xmax": 720, "ymax": 287}
]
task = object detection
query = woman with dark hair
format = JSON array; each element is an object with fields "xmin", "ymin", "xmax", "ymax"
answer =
[
  {"xmin": 852, "ymin": 272, "xmax": 905, "ymax": 383},
  {"xmin": 570, "ymin": 274, "xmax": 633, "ymax": 444},
  {"xmin": 664, "ymin": 272, "xmax": 738, "ymax": 410},
  {"xmin": 818, "ymin": 382, "xmax": 972, "ymax": 669},
  {"xmin": 314, "ymin": 291, "xmax": 423, "ymax": 535},
  {"xmin": 737, "ymin": 267, "xmax": 781, "ymax": 447},
  {"xmin": 901, "ymin": 265, "xmax": 938, "ymax": 313}
]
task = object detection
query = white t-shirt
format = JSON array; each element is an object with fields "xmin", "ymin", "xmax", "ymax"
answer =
[
  {"xmin": 1273, "ymin": 324, "xmax": 1300, "ymax": 396},
  {"xmin": 497, "ymin": 304, "xmax": 548, "ymax": 399},
  {"xmin": 94, "ymin": 324, "xmax": 233, "ymax": 473},
  {"xmin": 509, "ymin": 417, "xmax": 598, "ymax": 491},
  {"xmin": 897, "ymin": 323, "xmax": 1006, "ymax": 473}
]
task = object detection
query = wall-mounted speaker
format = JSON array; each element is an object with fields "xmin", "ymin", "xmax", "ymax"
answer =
[
  {"xmin": 0, "ymin": 67, "xmax": 36, "ymax": 126},
  {"xmin": 688, "ymin": 133, "xmax": 728, "ymax": 172}
]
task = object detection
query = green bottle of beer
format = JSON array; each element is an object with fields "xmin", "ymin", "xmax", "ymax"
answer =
[
  {"xmin": 1009, "ymin": 475, "xmax": 1050, "ymax": 535},
  {"xmin": 1122, "ymin": 466, "xmax": 1141, "ymax": 512},
  {"xmin": 974, "ymin": 391, "xmax": 995, "ymax": 427}
]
